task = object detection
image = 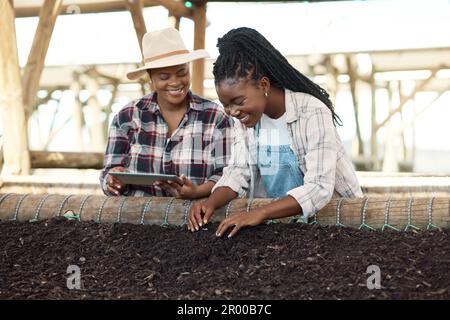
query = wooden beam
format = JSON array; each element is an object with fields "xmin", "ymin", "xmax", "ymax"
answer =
[
  {"xmin": 0, "ymin": 0, "xmax": 31, "ymax": 175},
  {"xmin": 375, "ymin": 67, "xmax": 440, "ymax": 132},
  {"xmin": 191, "ymin": 0, "xmax": 207, "ymax": 96},
  {"xmin": 29, "ymin": 151, "xmax": 104, "ymax": 169},
  {"xmin": 125, "ymin": 0, "xmax": 147, "ymax": 53},
  {"xmin": 22, "ymin": 0, "xmax": 63, "ymax": 117},
  {"xmin": 85, "ymin": 66, "xmax": 121, "ymax": 83},
  {"xmin": 153, "ymin": 0, "xmax": 193, "ymax": 19},
  {"xmin": 42, "ymin": 116, "xmax": 72, "ymax": 150},
  {"xmin": 15, "ymin": 1, "xmax": 193, "ymax": 19},
  {"xmin": 395, "ymin": 85, "xmax": 450, "ymax": 136},
  {"xmin": 41, "ymin": 92, "xmax": 64, "ymax": 150},
  {"xmin": 345, "ymin": 55, "xmax": 364, "ymax": 157}
]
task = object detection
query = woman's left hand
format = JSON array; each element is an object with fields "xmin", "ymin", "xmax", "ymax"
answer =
[
  {"xmin": 216, "ymin": 209, "xmax": 266, "ymax": 238},
  {"xmin": 154, "ymin": 175, "xmax": 199, "ymax": 199}
]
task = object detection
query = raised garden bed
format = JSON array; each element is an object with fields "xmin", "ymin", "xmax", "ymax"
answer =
[{"xmin": 0, "ymin": 218, "xmax": 448, "ymax": 299}]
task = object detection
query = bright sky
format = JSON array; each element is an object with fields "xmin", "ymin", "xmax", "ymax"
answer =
[
  {"xmin": 10, "ymin": 0, "xmax": 450, "ymax": 172},
  {"xmin": 14, "ymin": 0, "xmax": 450, "ymax": 66}
]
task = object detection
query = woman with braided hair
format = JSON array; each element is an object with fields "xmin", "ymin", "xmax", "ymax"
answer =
[{"xmin": 188, "ymin": 27, "xmax": 363, "ymax": 237}]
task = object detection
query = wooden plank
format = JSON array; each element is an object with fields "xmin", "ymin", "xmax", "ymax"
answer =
[
  {"xmin": 22, "ymin": 0, "xmax": 63, "ymax": 117},
  {"xmin": 125, "ymin": 0, "xmax": 147, "ymax": 53},
  {"xmin": 191, "ymin": 0, "xmax": 207, "ymax": 96},
  {"xmin": 0, "ymin": 0, "xmax": 31, "ymax": 175},
  {"xmin": 29, "ymin": 151, "xmax": 104, "ymax": 169}
]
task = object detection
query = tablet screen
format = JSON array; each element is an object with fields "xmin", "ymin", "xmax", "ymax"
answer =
[{"xmin": 109, "ymin": 172, "xmax": 183, "ymax": 186}]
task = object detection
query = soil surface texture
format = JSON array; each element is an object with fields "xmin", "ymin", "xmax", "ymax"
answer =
[{"xmin": 0, "ymin": 218, "xmax": 448, "ymax": 299}]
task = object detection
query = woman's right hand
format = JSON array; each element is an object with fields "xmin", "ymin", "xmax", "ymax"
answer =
[
  {"xmin": 187, "ymin": 199, "xmax": 215, "ymax": 232},
  {"xmin": 106, "ymin": 166, "xmax": 128, "ymax": 195}
]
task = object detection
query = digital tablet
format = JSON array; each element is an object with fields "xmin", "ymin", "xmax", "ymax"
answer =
[{"xmin": 108, "ymin": 172, "xmax": 183, "ymax": 186}]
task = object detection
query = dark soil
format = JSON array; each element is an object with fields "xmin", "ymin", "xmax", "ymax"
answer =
[{"xmin": 0, "ymin": 217, "xmax": 448, "ymax": 300}]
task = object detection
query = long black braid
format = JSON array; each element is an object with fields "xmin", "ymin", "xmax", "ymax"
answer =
[{"xmin": 213, "ymin": 27, "xmax": 342, "ymax": 126}]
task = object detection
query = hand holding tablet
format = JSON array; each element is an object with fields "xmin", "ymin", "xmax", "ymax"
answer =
[{"xmin": 107, "ymin": 171, "xmax": 201, "ymax": 199}]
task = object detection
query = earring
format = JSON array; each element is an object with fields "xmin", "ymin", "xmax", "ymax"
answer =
[{"xmin": 264, "ymin": 92, "xmax": 268, "ymax": 97}]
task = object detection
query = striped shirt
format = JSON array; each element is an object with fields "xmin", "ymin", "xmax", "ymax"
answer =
[
  {"xmin": 212, "ymin": 89, "xmax": 363, "ymax": 218},
  {"xmin": 100, "ymin": 91, "xmax": 233, "ymax": 196}
]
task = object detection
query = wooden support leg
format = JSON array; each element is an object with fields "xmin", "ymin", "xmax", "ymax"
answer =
[
  {"xmin": 191, "ymin": 0, "xmax": 206, "ymax": 96},
  {"xmin": 0, "ymin": 0, "xmax": 31, "ymax": 175}
]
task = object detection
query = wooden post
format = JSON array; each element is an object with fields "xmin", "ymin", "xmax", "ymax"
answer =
[
  {"xmin": 0, "ymin": 0, "xmax": 31, "ymax": 175},
  {"xmin": 324, "ymin": 55, "xmax": 339, "ymax": 104},
  {"xmin": 398, "ymin": 81, "xmax": 408, "ymax": 164},
  {"xmin": 412, "ymin": 93, "xmax": 417, "ymax": 170},
  {"xmin": 346, "ymin": 55, "xmax": 364, "ymax": 157},
  {"xmin": 369, "ymin": 72, "xmax": 379, "ymax": 170},
  {"xmin": 85, "ymin": 75, "xmax": 105, "ymax": 152},
  {"xmin": 103, "ymin": 82, "xmax": 119, "ymax": 142},
  {"xmin": 22, "ymin": 0, "xmax": 63, "ymax": 118},
  {"xmin": 175, "ymin": 16, "xmax": 180, "ymax": 30},
  {"xmin": 191, "ymin": 0, "xmax": 207, "ymax": 96},
  {"xmin": 71, "ymin": 72, "xmax": 85, "ymax": 151},
  {"xmin": 382, "ymin": 81, "xmax": 398, "ymax": 172},
  {"xmin": 168, "ymin": 15, "xmax": 181, "ymax": 30},
  {"xmin": 125, "ymin": 0, "xmax": 147, "ymax": 54}
]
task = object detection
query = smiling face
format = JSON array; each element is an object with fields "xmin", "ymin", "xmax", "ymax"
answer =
[
  {"xmin": 148, "ymin": 63, "xmax": 190, "ymax": 109},
  {"xmin": 216, "ymin": 77, "xmax": 267, "ymax": 128}
]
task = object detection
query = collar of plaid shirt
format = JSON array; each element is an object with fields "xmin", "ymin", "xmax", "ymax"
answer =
[{"xmin": 141, "ymin": 90, "xmax": 205, "ymax": 114}]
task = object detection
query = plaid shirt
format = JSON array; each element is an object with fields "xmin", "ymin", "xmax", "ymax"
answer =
[
  {"xmin": 212, "ymin": 89, "xmax": 363, "ymax": 218},
  {"xmin": 100, "ymin": 91, "xmax": 233, "ymax": 196}
]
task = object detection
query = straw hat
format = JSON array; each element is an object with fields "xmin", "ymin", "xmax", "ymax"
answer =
[{"xmin": 126, "ymin": 27, "xmax": 209, "ymax": 80}]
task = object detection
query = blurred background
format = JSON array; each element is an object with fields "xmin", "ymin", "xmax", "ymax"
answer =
[{"xmin": 1, "ymin": 0, "xmax": 450, "ymax": 194}]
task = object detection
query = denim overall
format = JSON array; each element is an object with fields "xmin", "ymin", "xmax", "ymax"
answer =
[{"xmin": 255, "ymin": 122, "xmax": 304, "ymax": 198}]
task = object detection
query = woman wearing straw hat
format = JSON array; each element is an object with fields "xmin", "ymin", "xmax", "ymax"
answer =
[{"xmin": 100, "ymin": 27, "xmax": 232, "ymax": 199}]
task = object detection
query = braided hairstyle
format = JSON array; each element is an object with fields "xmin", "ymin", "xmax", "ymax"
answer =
[{"xmin": 213, "ymin": 27, "xmax": 342, "ymax": 126}]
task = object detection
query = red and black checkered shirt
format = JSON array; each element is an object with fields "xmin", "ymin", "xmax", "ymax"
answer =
[{"xmin": 100, "ymin": 91, "xmax": 233, "ymax": 196}]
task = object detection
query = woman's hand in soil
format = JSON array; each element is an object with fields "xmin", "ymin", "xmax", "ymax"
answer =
[
  {"xmin": 106, "ymin": 166, "xmax": 127, "ymax": 195},
  {"xmin": 187, "ymin": 200, "xmax": 215, "ymax": 232},
  {"xmin": 154, "ymin": 175, "xmax": 199, "ymax": 199},
  {"xmin": 216, "ymin": 209, "xmax": 266, "ymax": 238}
]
